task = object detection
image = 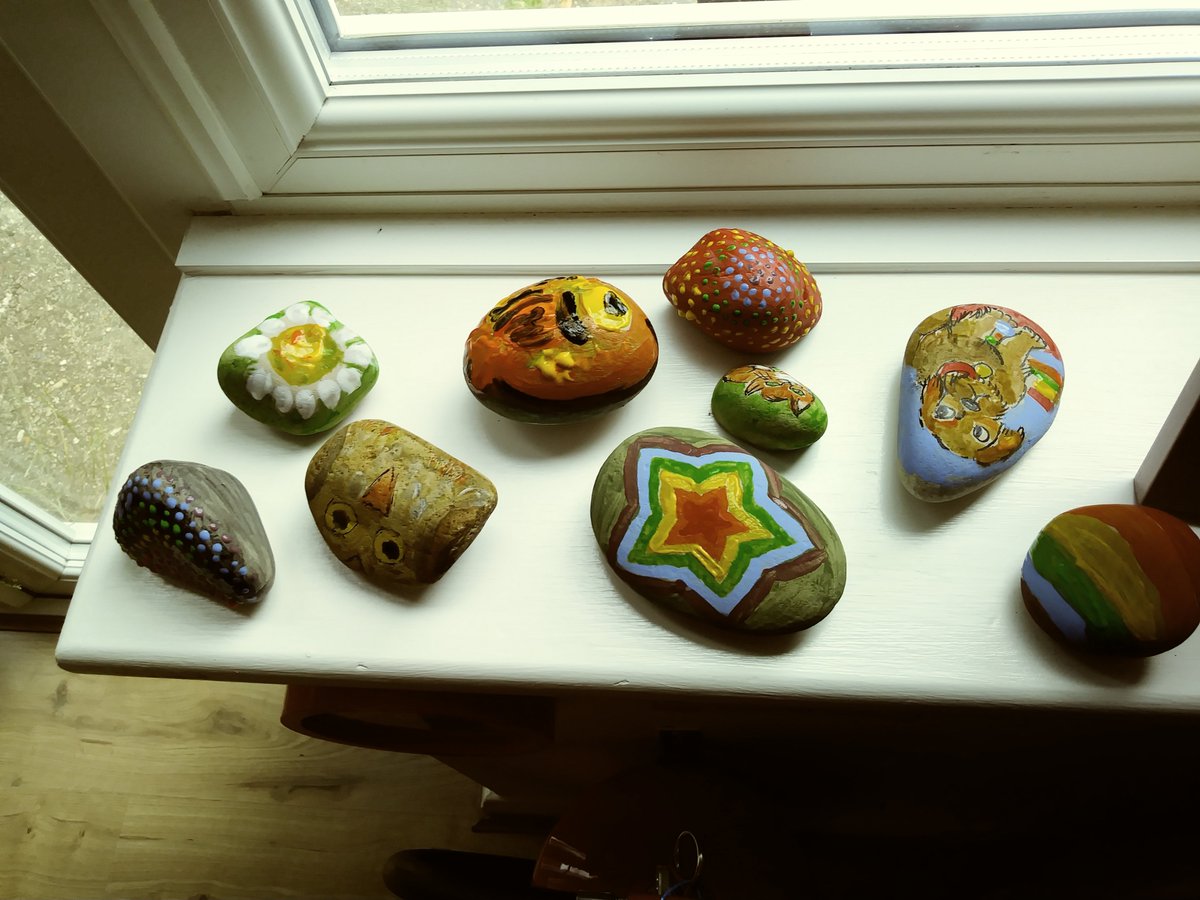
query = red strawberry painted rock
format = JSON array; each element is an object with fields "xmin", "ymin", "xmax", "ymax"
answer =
[{"xmin": 663, "ymin": 228, "xmax": 823, "ymax": 353}]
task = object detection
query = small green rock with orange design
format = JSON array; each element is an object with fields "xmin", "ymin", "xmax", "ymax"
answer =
[
  {"xmin": 663, "ymin": 228, "xmax": 823, "ymax": 353},
  {"xmin": 217, "ymin": 301, "xmax": 379, "ymax": 436},
  {"xmin": 712, "ymin": 364, "xmax": 828, "ymax": 451}
]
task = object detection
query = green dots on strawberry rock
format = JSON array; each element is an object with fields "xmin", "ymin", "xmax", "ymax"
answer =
[
  {"xmin": 217, "ymin": 301, "xmax": 379, "ymax": 435},
  {"xmin": 663, "ymin": 228, "xmax": 823, "ymax": 354}
]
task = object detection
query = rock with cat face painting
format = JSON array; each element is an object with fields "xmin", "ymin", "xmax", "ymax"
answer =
[
  {"xmin": 711, "ymin": 364, "xmax": 828, "ymax": 451},
  {"xmin": 305, "ymin": 419, "xmax": 497, "ymax": 587},
  {"xmin": 898, "ymin": 304, "xmax": 1064, "ymax": 501}
]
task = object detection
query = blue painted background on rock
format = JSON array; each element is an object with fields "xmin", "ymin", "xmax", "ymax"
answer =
[{"xmin": 897, "ymin": 347, "xmax": 1064, "ymax": 490}]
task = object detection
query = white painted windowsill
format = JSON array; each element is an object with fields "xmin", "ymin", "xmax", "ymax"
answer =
[{"xmin": 56, "ymin": 209, "xmax": 1200, "ymax": 714}]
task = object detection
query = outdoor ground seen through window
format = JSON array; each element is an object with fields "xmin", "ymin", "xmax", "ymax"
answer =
[{"xmin": 0, "ymin": 192, "xmax": 152, "ymax": 523}]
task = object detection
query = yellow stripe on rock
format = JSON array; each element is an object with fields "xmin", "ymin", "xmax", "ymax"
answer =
[{"xmin": 1043, "ymin": 514, "xmax": 1163, "ymax": 640}]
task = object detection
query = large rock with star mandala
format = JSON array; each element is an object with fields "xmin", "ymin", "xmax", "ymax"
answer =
[
  {"xmin": 217, "ymin": 300, "xmax": 380, "ymax": 435},
  {"xmin": 590, "ymin": 427, "xmax": 846, "ymax": 633}
]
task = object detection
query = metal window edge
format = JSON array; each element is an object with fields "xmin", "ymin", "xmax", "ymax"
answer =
[{"xmin": 0, "ymin": 485, "xmax": 94, "ymax": 595}]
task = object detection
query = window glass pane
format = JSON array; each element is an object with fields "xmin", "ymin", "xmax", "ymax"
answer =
[
  {"xmin": 0, "ymin": 192, "xmax": 153, "ymax": 523},
  {"xmin": 337, "ymin": 0, "xmax": 697, "ymax": 10},
  {"xmin": 324, "ymin": 0, "xmax": 1200, "ymax": 43}
]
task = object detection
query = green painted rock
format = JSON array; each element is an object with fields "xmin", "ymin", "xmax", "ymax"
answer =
[
  {"xmin": 306, "ymin": 419, "xmax": 498, "ymax": 586},
  {"xmin": 217, "ymin": 301, "xmax": 380, "ymax": 435},
  {"xmin": 113, "ymin": 460, "xmax": 274, "ymax": 606},
  {"xmin": 711, "ymin": 364, "xmax": 827, "ymax": 451},
  {"xmin": 1022, "ymin": 504, "xmax": 1200, "ymax": 656},
  {"xmin": 590, "ymin": 427, "xmax": 846, "ymax": 633}
]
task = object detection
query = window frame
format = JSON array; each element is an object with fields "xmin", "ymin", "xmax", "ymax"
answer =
[
  {"xmin": 4, "ymin": 2, "xmax": 1199, "ymax": 249},
  {"xmin": 0, "ymin": 0, "xmax": 1198, "ymax": 598},
  {"xmin": 212, "ymin": 5, "xmax": 1200, "ymax": 213},
  {"xmin": 0, "ymin": 483, "xmax": 93, "ymax": 598}
]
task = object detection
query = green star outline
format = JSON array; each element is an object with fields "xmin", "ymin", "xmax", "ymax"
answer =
[{"xmin": 625, "ymin": 455, "xmax": 796, "ymax": 596}]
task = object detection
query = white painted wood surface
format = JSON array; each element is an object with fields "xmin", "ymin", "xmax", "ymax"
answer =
[{"xmin": 57, "ymin": 214, "xmax": 1200, "ymax": 711}]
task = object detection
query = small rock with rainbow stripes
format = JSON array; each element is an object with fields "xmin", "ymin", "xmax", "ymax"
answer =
[
  {"xmin": 662, "ymin": 228, "xmax": 823, "ymax": 353},
  {"xmin": 897, "ymin": 304, "xmax": 1064, "ymax": 501},
  {"xmin": 1022, "ymin": 504, "xmax": 1200, "ymax": 656}
]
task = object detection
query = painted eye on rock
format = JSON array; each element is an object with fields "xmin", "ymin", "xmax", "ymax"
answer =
[
  {"xmin": 972, "ymin": 424, "xmax": 991, "ymax": 443},
  {"xmin": 324, "ymin": 500, "xmax": 357, "ymax": 535},
  {"xmin": 603, "ymin": 291, "xmax": 627, "ymax": 317},
  {"xmin": 373, "ymin": 529, "xmax": 405, "ymax": 564}
]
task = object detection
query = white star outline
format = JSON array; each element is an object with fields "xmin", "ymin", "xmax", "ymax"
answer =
[{"xmin": 615, "ymin": 447, "xmax": 815, "ymax": 615}]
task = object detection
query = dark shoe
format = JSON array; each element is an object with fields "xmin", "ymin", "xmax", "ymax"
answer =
[{"xmin": 383, "ymin": 849, "xmax": 570, "ymax": 900}]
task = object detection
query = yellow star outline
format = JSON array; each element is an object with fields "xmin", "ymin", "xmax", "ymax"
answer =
[{"xmin": 647, "ymin": 469, "xmax": 773, "ymax": 583}]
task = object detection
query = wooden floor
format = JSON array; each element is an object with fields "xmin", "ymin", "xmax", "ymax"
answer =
[{"xmin": 0, "ymin": 631, "xmax": 538, "ymax": 900}]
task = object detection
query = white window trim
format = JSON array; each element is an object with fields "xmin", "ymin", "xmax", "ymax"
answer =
[
  {"xmin": 4, "ymin": 3, "xmax": 1198, "ymax": 241},
  {"xmin": 0, "ymin": 484, "xmax": 94, "ymax": 598},
  {"xmin": 69, "ymin": 2, "xmax": 1200, "ymax": 220}
]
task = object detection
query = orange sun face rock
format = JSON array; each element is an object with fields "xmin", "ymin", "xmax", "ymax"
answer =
[
  {"xmin": 463, "ymin": 275, "xmax": 659, "ymax": 423},
  {"xmin": 663, "ymin": 228, "xmax": 823, "ymax": 354}
]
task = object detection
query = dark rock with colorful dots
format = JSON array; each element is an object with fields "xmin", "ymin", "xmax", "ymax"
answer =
[
  {"xmin": 112, "ymin": 461, "xmax": 274, "ymax": 606},
  {"xmin": 663, "ymin": 228, "xmax": 823, "ymax": 353}
]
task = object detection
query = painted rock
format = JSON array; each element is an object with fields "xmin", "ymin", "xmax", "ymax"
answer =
[
  {"xmin": 463, "ymin": 276, "xmax": 659, "ymax": 423},
  {"xmin": 711, "ymin": 364, "xmax": 827, "ymax": 451},
  {"xmin": 590, "ymin": 427, "xmax": 846, "ymax": 633},
  {"xmin": 217, "ymin": 300, "xmax": 379, "ymax": 435},
  {"xmin": 113, "ymin": 461, "xmax": 274, "ymax": 605},
  {"xmin": 305, "ymin": 419, "xmax": 498, "ymax": 586},
  {"xmin": 1021, "ymin": 505, "xmax": 1200, "ymax": 656},
  {"xmin": 898, "ymin": 304, "xmax": 1064, "ymax": 501},
  {"xmin": 663, "ymin": 228, "xmax": 822, "ymax": 353}
]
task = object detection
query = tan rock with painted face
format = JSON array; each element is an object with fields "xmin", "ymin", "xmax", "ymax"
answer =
[{"xmin": 305, "ymin": 419, "xmax": 497, "ymax": 585}]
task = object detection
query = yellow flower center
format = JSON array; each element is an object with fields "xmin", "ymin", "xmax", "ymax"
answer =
[{"xmin": 269, "ymin": 324, "xmax": 342, "ymax": 385}]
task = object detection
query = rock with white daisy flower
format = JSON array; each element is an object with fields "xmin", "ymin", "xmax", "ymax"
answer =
[{"xmin": 217, "ymin": 301, "xmax": 380, "ymax": 435}]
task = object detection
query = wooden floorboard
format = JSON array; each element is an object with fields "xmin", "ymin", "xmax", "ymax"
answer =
[{"xmin": 0, "ymin": 632, "xmax": 540, "ymax": 900}]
